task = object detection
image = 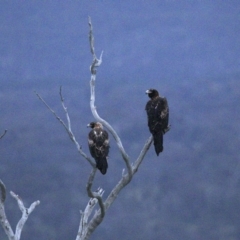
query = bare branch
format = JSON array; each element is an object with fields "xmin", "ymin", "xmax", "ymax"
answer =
[
  {"xmin": 0, "ymin": 180, "xmax": 15, "ymax": 240},
  {"xmin": 10, "ymin": 191, "xmax": 40, "ymax": 240},
  {"xmin": 88, "ymin": 16, "xmax": 103, "ymax": 68},
  {"xmin": 88, "ymin": 16, "xmax": 95, "ymax": 57},
  {"xmin": 132, "ymin": 135, "xmax": 153, "ymax": 174},
  {"xmin": 76, "ymin": 198, "xmax": 98, "ymax": 240},
  {"xmin": 88, "ymin": 17, "xmax": 132, "ymax": 177},
  {"xmin": 0, "ymin": 207, "xmax": 15, "ymax": 240},
  {"xmin": 0, "ymin": 180, "xmax": 6, "ymax": 203},
  {"xmin": 98, "ymin": 137, "xmax": 153, "ymax": 215},
  {"xmin": 83, "ymin": 189, "xmax": 105, "ymax": 239},
  {"xmin": 86, "ymin": 169, "xmax": 105, "ymax": 218},
  {"xmin": 0, "ymin": 182, "xmax": 39, "ymax": 240},
  {"xmin": 59, "ymin": 86, "xmax": 72, "ymax": 132},
  {"xmin": 84, "ymin": 137, "xmax": 153, "ymax": 237},
  {"xmin": 0, "ymin": 129, "xmax": 7, "ymax": 139},
  {"xmin": 35, "ymin": 90, "xmax": 95, "ymax": 167},
  {"xmin": 77, "ymin": 187, "xmax": 104, "ymax": 240}
]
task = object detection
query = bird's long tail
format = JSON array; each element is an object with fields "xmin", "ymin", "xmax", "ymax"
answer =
[
  {"xmin": 153, "ymin": 131, "xmax": 163, "ymax": 156},
  {"xmin": 96, "ymin": 158, "xmax": 108, "ymax": 175}
]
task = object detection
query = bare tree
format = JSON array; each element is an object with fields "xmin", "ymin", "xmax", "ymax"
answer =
[
  {"xmin": 36, "ymin": 17, "xmax": 153, "ymax": 240},
  {"xmin": 1, "ymin": 18, "xmax": 153, "ymax": 240}
]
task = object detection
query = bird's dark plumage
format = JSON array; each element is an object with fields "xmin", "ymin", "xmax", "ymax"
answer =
[
  {"xmin": 87, "ymin": 122, "xmax": 109, "ymax": 174},
  {"xmin": 145, "ymin": 89, "xmax": 169, "ymax": 156}
]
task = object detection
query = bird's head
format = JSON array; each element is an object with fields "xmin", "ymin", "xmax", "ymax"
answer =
[
  {"xmin": 87, "ymin": 122, "xmax": 103, "ymax": 129},
  {"xmin": 87, "ymin": 122, "xmax": 96, "ymax": 129},
  {"xmin": 145, "ymin": 89, "xmax": 159, "ymax": 99}
]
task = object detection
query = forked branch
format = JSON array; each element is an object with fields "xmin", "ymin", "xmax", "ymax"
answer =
[
  {"xmin": 86, "ymin": 169, "xmax": 105, "ymax": 218},
  {"xmin": 0, "ymin": 180, "xmax": 40, "ymax": 240},
  {"xmin": 10, "ymin": 191, "xmax": 40, "ymax": 240}
]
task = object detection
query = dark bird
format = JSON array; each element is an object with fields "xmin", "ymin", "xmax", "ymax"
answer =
[
  {"xmin": 145, "ymin": 89, "xmax": 170, "ymax": 155},
  {"xmin": 87, "ymin": 122, "xmax": 110, "ymax": 174}
]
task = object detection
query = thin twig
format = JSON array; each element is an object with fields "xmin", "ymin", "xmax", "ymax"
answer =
[
  {"xmin": 59, "ymin": 86, "xmax": 72, "ymax": 132},
  {"xmin": 0, "ymin": 129, "xmax": 7, "ymax": 139},
  {"xmin": 35, "ymin": 90, "xmax": 95, "ymax": 167}
]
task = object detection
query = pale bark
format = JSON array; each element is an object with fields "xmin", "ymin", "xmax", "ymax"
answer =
[
  {"xmin": 0, "ymin": 180, "xmax": 40, "ymax": 240},
  {"xmin": 35, "ymin": 17, "xmax": 154, "ymax": 240}
]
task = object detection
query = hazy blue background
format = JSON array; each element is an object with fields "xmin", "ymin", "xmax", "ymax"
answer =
[{"xmin": 1, "ymin": 1, "xmax": 240, "ymax": 239}]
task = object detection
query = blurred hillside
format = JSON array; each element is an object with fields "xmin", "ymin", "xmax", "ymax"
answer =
[{"xmin": 0, "ymin": 1, "xmax": 240, "ymax": 240}]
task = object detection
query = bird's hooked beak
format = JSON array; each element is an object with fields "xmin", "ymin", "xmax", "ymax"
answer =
[
  {"xmin": 145, "ymin": 89, "xmax": 151, "ymax": 94},
  {"xmin": 87, "ymin": 124, "xmax": 91, "ymax": 128}
]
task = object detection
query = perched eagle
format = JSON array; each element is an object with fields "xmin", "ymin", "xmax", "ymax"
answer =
[
  {"xmin": 145, "ymin": 89, "xmax": 170, "ymax": 156},
  {"xmin": 87, "ymin": 122, "xmax": 109, "ymax": 175}
]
